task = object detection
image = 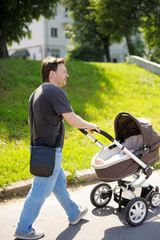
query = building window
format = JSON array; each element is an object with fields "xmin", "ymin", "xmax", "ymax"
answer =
[
  {"xmin": 65, "ymin": 29, "xmax": 70, "ymax": 39},
  {"xmin": 51, "ymin": 28, "xmax": 58, "ymax": 37},
  {"xmin": 65, "ymin": 8, "xmax": 69, "ymax": 17},
  {"xmin": 65, "ymin": 33, "xmax": 70, "ymax": 39},
  {"xmin": 51, "ymin": 49, "xmax": 60, "ymax": 58},
  {"xmin": 54, "ymin": 7, "xmax": 57, "ymax": 15},
  {"xmin": 28, "ymin": 30, "xmax": 32, "ymax": 40}
]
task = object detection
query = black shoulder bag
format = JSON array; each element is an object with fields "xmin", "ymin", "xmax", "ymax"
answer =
[{"xmin": 29, "ymin": 93, "xmax": 62, "ymax": 177}]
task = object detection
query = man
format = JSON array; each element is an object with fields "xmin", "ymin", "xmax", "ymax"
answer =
[{"xmin": 14, "ymin": 57, "xmax": 100, "ymax": 240}]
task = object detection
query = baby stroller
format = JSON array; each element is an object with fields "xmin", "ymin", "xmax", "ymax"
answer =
[{"xmin": 80, "ymin": 112, "xmax": 160, "ymax": 226}]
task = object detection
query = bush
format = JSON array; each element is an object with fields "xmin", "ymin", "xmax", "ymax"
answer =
[{"xmin": 67, "ymin": 44, "xmax": 104, "ymax": 62}]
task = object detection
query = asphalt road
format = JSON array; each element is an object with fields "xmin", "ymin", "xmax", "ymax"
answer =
[{"xmin": 1, "ymin": 171, "xmax": 160, "ymax": 240}]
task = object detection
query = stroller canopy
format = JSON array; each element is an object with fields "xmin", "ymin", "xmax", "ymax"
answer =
[{"xmin": 114, "ymin": 112, "xmax": 160, "ymax": 151}]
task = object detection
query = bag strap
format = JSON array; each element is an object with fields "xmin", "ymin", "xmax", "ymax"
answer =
[
  {"xmin": 30, "ymin": 92, "xmax": 35, "ymax": 146},
  {"xmin": 30, "ymin": 91, "xmax": 63, "ymax": 147}
]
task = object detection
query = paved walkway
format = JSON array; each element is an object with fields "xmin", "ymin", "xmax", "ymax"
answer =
[{"xmin": 0, "ymin": 170, "xmax": 160, "ymax": 240}]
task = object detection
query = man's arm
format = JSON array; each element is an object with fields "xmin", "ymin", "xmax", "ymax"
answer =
[{"xmin": 62, "ymin": 112, "xmax": 100, "ymax": 133}]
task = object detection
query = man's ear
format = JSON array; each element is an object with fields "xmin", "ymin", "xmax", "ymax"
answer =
[{"xmin": 49, "ymin": 70, "xmax": 55, "ymax": 78}]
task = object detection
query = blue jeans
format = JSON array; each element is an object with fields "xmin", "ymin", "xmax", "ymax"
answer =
[{"xmin": 16, "ymin": 147, "xmax": 80, "ymax": 234}]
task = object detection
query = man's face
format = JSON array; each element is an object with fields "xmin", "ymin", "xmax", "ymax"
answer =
[{"xmin": 53, "ymin": 63, "xmax": 69, "ymax": 87}]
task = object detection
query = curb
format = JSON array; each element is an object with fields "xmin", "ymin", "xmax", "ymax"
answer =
[
  {"xmin": 1, "ymin": 169, "xmax": 160, "ymax": 200},
  {"xmin": 76, "ymin": 168, "xmax": 98, "ymax": 182},
  {"xmin": 0, "ymin": 169, "xmax": 97, "ymax": 199}
]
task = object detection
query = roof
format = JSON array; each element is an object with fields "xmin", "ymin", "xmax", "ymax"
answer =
[{"xmin": 10, "ymin": 49, "xmax": 30, "ymax": 58}]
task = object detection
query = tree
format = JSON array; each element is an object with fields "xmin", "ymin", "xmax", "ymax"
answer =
[
  {"xmin": 141, "ymin": 0, "xmax": 160, "ymax": 62},
  {"xmin": 90, "ymin": 0, "xmax": 144, "ymax": 55},
  {"xmin": 64, "ymin": 0, "xmax": 106, "ymax": 61},
  {"xmin": 0, "ymin": 0, "xmax": 59, "ymax": 58},
  {"xmin": 64, "ymin": 0, "xmax": 146, "ymax": 62},
  {"xmin": 64, "ymin": 0, "xmax": 121, "ymax": 61}
]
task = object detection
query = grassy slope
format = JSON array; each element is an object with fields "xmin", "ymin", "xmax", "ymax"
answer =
[{"xmin": 0, "ymin": 59, "xmax": 160, "ymax": 188}]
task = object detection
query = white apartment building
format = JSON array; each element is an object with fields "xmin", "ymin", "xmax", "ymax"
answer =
[
  {"xmin": 8, "ymin": 3, "xmax": 128, "ymax": 62},
  {"xmin": 8, "ymin": 3, "xmax": 71, "ymax": 60}
]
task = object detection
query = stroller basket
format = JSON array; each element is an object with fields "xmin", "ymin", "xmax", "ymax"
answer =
[
  {"xmin": 80, "ymin": 112, "xmax": 160, "ymax": 182},
  {"xmin": 92, "ymin": 146, "xmax": 159, "ymax": 182}
]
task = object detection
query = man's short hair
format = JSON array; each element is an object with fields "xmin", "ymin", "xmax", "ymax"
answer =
[{"xmin": 41, "ymin": 56, "xmax": 65, "ymax": 82}]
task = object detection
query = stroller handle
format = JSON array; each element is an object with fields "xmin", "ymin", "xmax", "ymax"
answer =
[
  {"xmin": 97, "ymin": 129, "xmax": 114, "ymax": 142},
  {"xmin": 79, "ymin": 129, "xmax": 114, "ymax": 142}
]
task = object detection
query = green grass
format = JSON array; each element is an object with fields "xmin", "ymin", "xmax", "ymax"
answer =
[{"xmin": 1, "ymin": 58, "xmax": 160, "ymax": 189}]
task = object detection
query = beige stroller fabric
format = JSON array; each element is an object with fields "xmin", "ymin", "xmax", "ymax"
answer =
[
  {"xmin": 92, "ymin": 112, "xmax": 160, "ymax": 182},
  {"xmin": 94, "ymin": 134, "xmax": 143, "ymax": 166},
  {"xmin": 121, "ymin": 134, "xmax": 143, "ymax": 152}
]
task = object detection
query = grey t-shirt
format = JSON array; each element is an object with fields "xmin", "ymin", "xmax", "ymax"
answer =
[{"xmin": 29, "ymin": 84, "xmax": 73, "ymax": 148}]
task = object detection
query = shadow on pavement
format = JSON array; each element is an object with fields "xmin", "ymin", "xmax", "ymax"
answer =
[
  {"xmin": 92, "ymin": 206, "xmax": 160, "ymax": 240},
  {"xmin": 92, "ymin": 204, "xmax": 160, "ymax": 224},
  {"xmin": 56, "ymin": 219, "xmax": 89, "ymax": 240},
  {"xmin": 102, "ymin": 222, "xmax": 160, "ymax": 240}
]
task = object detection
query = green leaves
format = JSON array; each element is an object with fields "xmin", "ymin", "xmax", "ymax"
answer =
[
  {"xmin": 141, "ymin": 0, "xmax": 160, "ymax": 62},
  {"xmin": 64, "ymin": 0, "xmax": 160, "ymax": 61},
  {"xmin": 0, "ymin": 0, "xmax": 59, "ymax": 57}
]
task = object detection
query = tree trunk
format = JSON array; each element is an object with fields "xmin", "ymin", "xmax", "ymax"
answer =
[
  {"xmin": 125, "ymin": 34, "xmax": 134, "ymax": 55},
  {"xmin": 103, "ymin": 35, "xmax": 111, "ymax": 62},
  {"xmin": 0, "ymin": 36, "xmax": 9, "ymax": 58}
]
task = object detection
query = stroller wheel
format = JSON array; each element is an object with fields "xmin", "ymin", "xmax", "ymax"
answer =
[
  {"xmin": 90, "ymin": 183, "xmax": 112, "ymax": 208},
  {"xmin": 124, "ymin": 197, "xmax": 148, "ymax": 226},
  {"xmin": 150, "ymin": 192, "xmax": 160, "ymax": 207}
]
